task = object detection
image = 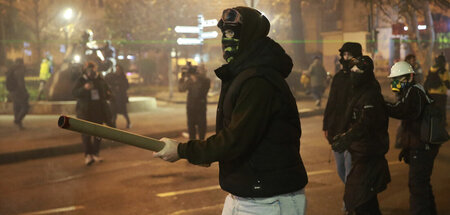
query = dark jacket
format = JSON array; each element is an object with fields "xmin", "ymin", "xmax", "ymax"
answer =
[
  {"xmin": 178, "ymin": 74, "xmax": 210, "ymax": 111},
  {"xmin": 105, "ymin": 72, "xmax": 129, "ymax": 114},
  {"xmin": 7, "ymin": 62, "xmax": 29, "ymax": 101},
  {"xmin": 323, "ymin": 69, "xmax": 352, "ymax": 143},
  {"xmin": 341, "ymin": 77, "xmax": 390, "ymax": 210},
  {"xmin": 177, "ymin": 6, "xmax": 307, "ymax": 197},
  {"xmin": 387, "ymin": 84, "xmax": 431, "ymax": 149},
  {"xmin": 72, "ymin": 73, "xmax": 112, "ymax": 124}
]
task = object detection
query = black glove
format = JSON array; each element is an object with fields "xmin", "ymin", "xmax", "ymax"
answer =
[
  {"xmin": 398, "ymin": 149, "xmax": 410, "ymax": 164},
  {"xmin": 331, "ymin": 133, "xmax": 351, "ymax": 153}
]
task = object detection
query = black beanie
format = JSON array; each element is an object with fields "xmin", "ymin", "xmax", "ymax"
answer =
[{"xmin": 339, "ymin": 42, "xmax": 363, "ymax": 57}]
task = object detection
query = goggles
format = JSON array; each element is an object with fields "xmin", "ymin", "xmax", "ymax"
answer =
[{"xmin": 221, "ymin": 8, "xmax": 243, "ymax": 26}]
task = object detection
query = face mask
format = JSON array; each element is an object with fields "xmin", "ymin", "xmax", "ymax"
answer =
[
  {"xmin": 390, "ymin": 77, "xmax": 410, "ymax": 92},
  {"xmin": 221, "ymin": 29, "xmax": 240, "ymax": 63}
]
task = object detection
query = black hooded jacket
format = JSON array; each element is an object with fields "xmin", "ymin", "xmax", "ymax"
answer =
[{"xmin": 177, "ymin": 7, "xmax": 307, "ymax": 198}]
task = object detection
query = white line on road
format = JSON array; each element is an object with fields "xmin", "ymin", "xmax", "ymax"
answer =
[
  {"xmin": 19, "ymin": 205, "xmax": 85, "ymax": 215},
  {"xmin": 156, "ymin": 160, "xmax": 404, "ymax": 198},
  {"xmin": 157, "ymin": 185, "xmax": 221, "ymax": 197}
]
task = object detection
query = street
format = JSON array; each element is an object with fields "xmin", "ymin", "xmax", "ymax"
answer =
[{"xmin": 1, "ymin": 115, "xmax": 449, "ymax": 215}]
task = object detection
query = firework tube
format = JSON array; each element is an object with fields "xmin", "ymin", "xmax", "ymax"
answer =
[{"xmin": 58, "ymin": 115, "xmax": 165, "ymax": 152}]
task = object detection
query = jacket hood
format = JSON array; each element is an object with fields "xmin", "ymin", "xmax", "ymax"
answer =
[
  {"xmin": 233, "ymin": 7, "xmax": 270, "ymax": 55},
  {"xmin": 339, "ymin": 42, "xmax": 363, "ymax": 57}
]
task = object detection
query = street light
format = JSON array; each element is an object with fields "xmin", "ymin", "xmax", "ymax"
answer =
[
  {"xmin": 62, "ymin": 8, "xmax": 74, "ymax": 52},
  {"xmin": 63, "ymin": 8, "xmax": 73, "ymax": 20}
]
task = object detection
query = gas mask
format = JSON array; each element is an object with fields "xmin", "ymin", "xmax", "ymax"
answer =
[
  {"xmin": 218, "ymin": 8, "xmax": 242, "ymax": 63},
  {"xmin": 390, "ymin": 76, "xmax": 410, "ymax": 92}
]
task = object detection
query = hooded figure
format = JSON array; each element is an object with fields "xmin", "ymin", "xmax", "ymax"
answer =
[
  {"xmin": 154, "ymin": 7, "xmax": 308, "ymax": 215},
  {"xmin": 323, "ymin": 42, "xmax": 362, "ymax": 187},
  {"xmin": 332, "ymin": 56, "xmax": 391, "ymax": 214}
]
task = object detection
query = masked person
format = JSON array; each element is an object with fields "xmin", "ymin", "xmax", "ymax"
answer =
[
  {"xmin": 154, "ymin": 7, "xmax": 308, "ymax": 215},
  {"xmin": 73, "ymin": 62, "xmax": 112, "ymax": 166},
  {"xmin": 323, "ymin": 43, "xmax": 362, "ymax": 193},
  {"xmin": 332, "ymin": 56, "xmax": 390, "ymax": 215},
  {"xmin": 386, "ymin": 61, "xmax": 439, "ymax": 215},
  {"xmin": 424, "ymin": 54, "xmax": 449, "ymax": 126}
]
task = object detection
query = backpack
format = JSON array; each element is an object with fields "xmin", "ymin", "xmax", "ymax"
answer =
[
  {"xmin": 416, "ymin": 85, "xmax": 449, "ymax": 144},
  {"xmin": 5, "ymin": 70, "xmax": 17, "ymax": 92}
]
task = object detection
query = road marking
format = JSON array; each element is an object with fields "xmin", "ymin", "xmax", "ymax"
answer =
[
  {"xmin": 19, "ymin": 205, "xmax": 85, "ymax": 215},
  {"xmin": 156, "ymin": 160, "xmax": 403, "ymax": 198},
  {"xmin": 157, "ymin": 185, "xmax": 221, "ymax": 197},
  {"xmin": 168, "ymin": 204, "xmax": 223, "ymax": 215},
  {"xmin": 47, "ymin": 174, "xmax": 84, "ymax": 183}
]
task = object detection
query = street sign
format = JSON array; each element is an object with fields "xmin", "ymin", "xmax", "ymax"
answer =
[
  {"xmin": 175, "ymin": 26, "xmax": 200, "ymax": 34},
  {"xmin": 200, "ymin": 31, "xmax": 218, "ymax": 39},
  {"xmin": 202, "ymin": 19, "xmax": 218, "ymax": 27},
  {"xmin": 177, "ymin": 38, "xmax": 203, "ymax": 45}
]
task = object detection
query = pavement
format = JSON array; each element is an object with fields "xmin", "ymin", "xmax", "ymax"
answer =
[{"xmin": 0, "ymin": 93, "xmax": 324, "ymax": 165}]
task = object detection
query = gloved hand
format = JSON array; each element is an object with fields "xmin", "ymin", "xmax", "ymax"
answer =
[
  {"xmin": 153, "ymin": 137, "xmax": 180, "ymax": 162},
  {"xmin": 332, "ymin": 133, "xmax": 351, "ymax": 153},
  {"xmin": 398, "ymin": 149, "xmax": 410, "ymax": 164}
]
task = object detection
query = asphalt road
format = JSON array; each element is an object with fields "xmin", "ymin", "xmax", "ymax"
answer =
[{"xmin": 1, "ymin": 116, "xmax": 449, "ymax": 215}]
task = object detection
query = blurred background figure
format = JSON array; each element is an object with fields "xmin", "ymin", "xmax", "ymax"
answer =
[
  {"xmin": 37, "ymin": 54, "xmax": 53, "ymax": 101},
  {"xmin": 5, "ymin": 58, "xmax": 29, "ymax": 130},
  {"xmin": 72, "ymin": 62, "xmax": 112, "ymax": 165},
  {"xmin": 105, "ymin": 64, "xmax": 131, "ymax": 129},
  {"xmin": 178, "ymin": 63, "xmax": 210, "ymax": 140},
  {"xmin": 405, "ymin": 54, "xmax": 423, "ymax": 84},
  {"xmin": 424, "ymin": 54, "xmax": 449, "ymax": 126},
  {"xmin": 307, "ymin": 56, "xmax": 327, "ymax": 107}
]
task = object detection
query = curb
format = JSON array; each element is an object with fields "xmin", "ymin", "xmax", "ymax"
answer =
[{"xmin": 0, "ymin": 109, "xmax": 323, "ymax": 165}]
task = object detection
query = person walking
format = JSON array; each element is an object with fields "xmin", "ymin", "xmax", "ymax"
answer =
[
  {"xmin": 178, "ymin": 65, "xmax": 210, "ymax": 140},
  {"xmin": 37, "ymin": 54, "xmax": 53, "ymax": 101},
  {"xmin": 387, "ymin": 61, "xmax": 440, "ymax": 215},
  {"xmin": 424, "ymin": 54, "xmax": 449, "ymax": 126},
  {"xmin": 154, "ymin": 7, "xmax": 308, "ymax": 215},
  {"xmin": 332, "ymin": 55, "xmax": 391, "ymax": 214},
  {"xmin": 105, "ymin": 64, "xmax": 131, "ymax": 128},
  {"xmin": 72, "ymin": 62, "xmax": 112, "ymax": 165},
  {"xmin": 6, "ymin": 58, "xmax": 29, "ymax": 130},
  {"xmin": 307, "ymin": 56, "xmax": 327, "ymax": 107}
]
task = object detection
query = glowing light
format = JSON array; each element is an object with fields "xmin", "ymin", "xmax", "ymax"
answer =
[
  {"xmin": 404, "ymin": 26, "xmax": 408, "ymax": 31},
  {"xmin": 63, "ymin": 8, "xmax": 73, "ymax": 20},
  {"xmin": 174, "ymin": 26, "xmax": 200, "ymax": 34},
  {"xmin": 127, "ymin": 55, "xmax": 135, "ymax": 60},
  {"xmin": 177, "ymin": 38, "xmax": 203, "ymax": 45},
  {"xmin": 418, "ymin": 25, "xmax": 427, "ymax": 30},
  {"xmin": 118, "ymin": 55, "xmax": 124, "ymax": 60},
  {"xmin": 73, "ymin": 55, "xmax": 81, "ymax": 63}
]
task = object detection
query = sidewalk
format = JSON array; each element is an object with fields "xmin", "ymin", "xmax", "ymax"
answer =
[{"xmin": 0, "ymin": 99, "xmax": 324, "ymax": 165}]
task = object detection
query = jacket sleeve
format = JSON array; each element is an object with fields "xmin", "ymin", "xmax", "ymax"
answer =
[
  {"xmin": 72, "ymin": 78, "xmax": 90, "ymax": 99},
  {"xmin": 323, "ymin": 74, "xmax": 338, "ymax": 131},
  {"xmin": 178, "ymin": 78, "xmax": 190, "ymax": 92},
  {"xmin": 386, "ymin": 87, "xmax": 424, "ymax": 120},
  {"xmin": 178, "ymin": 77, "xmax": 275, "ymax": 164}
]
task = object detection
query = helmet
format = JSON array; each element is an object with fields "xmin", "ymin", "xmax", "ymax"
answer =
[{"xmin": 388, "ymin": 61, "xmax": 414, "ymax": 78}]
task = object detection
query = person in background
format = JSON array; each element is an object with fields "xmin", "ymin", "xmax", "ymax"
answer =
[
  {"xmin": 386, "ymin": 61, "xmax": 439, "ymax": 215},
  {"xmin": 307, "ymin": 56, "xmax": 327, "ymax": 107},
  {"xmin": 424, "ymin": 54, "xmax": 449, "ymax": 126},
  {"xmin": 72, "ymin": 62, "xmax": 112, "ymax": 166},
  {"xmin": 6, "ymin": 58, "xmax": 29, "ymax": 130},
  {"xmin": 405, "ymin": 54, "xmax": 423, "ymax": 84},
  {"xmin": 178, "ymin": 64, "xmax": 210, "ymax": 140},
  {"xmin": 105, "ymin": 64, "xmax": 131, "ymax": 128},
  {"xmin": 37, "ymin": 54, "xmax": 53, "ymax": 101},
  {"xmin": 154, "ymin": 7, "xmax": 308, "ymax": 214},
  {"xmin": 332, "ymin": 55, "xmax": 390, "ymax": 214}
]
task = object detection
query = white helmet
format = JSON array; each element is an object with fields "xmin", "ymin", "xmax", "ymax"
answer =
[{"xmin": 388, "ymin": 61, "xmax": 414, "ymax": 78}]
